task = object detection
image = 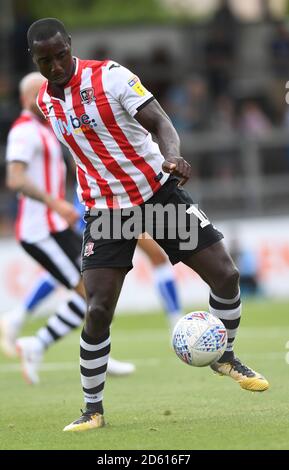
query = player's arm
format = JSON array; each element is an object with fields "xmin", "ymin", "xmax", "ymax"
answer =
[
  {"xmin": 135, "ymin": 100, "xmax": 191, "ymax": 186},
  {"xmin": 6, "ymin": 161, "xmax": 79, "ymax": 226},
  {"xmin": 106, "ymin": 62, "xmax": 191, "ymax": 186}
]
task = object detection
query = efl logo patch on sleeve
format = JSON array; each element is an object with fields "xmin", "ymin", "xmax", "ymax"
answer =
[{"xmin": 128, "ymin": 75, "xmax": 147, "ymax": 96}]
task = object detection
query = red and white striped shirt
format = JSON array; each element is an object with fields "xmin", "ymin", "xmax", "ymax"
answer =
[
  {"xmin": 6, "ymin": 110, "xmax": 68, "ymax": 242},
  {"xmin": 37, "ymin": 58, "xmax": 169, "ymax": 209}
]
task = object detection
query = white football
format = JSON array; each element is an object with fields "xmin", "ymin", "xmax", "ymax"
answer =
[{"xmin": 172, "ymin": 311, "xmax": 228, "ymax": 367}]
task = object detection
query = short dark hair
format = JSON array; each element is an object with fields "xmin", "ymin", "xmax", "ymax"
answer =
[{"xmin": 27, "ymin": 18, "xmax": 69, "ymax": 51}]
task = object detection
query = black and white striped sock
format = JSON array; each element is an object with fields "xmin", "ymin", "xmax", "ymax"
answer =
[
  {"xmin": 36, "ymin": 292, "xmax": 86, "ymax": 347},
  {"xmin": 80, "ymin": 329, "xmax": 111, "ymax": 415},
  {"xmin": 209, "ymin": 290, "xmax": 241, "ymax": 362}
]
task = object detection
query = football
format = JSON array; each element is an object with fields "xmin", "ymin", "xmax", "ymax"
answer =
[{"xmin": 172, "ymin": 311, "xmax": 227, "ymax": 367}]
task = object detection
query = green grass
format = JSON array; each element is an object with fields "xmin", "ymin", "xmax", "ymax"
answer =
[{"xmin": 0, "ymin": 300, "xmax": 289, "ymax": 450}]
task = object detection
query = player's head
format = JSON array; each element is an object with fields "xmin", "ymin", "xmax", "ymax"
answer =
[
  {"xmin": 19, "ymin": 72, "xmax": 46, "ymax": 117},
  {"xmin": 27, "ymin": 18, "xmax": 74, "ymax": 86}
]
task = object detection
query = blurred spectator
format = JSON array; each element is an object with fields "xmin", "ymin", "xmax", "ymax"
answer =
[
  {"xmin": 204, "ymin": 27, "xmax": 236, "ymax": 98},
  {"xmin": 279, "ymin": 107, "xmax": 289, "ymax": 168},
  {"xmin": 210, "ymin": 94, "xmax": 236, "ymax": 132},
  {"xmin": 146, "ymin": 46, "xmax": 174, "ymax": 103},
  {"xmin": 269, "ymin": 21, "xmax": 289, "ymax": 123},
  {"xmin": 270, "ymin": 21, "xmax": 289, "ymax": 79},
  {"xmin": 10, "ymin": 0, "xmax": 34, "ymax": 83},
  {"xmin": 208, "ymin": 95, "xmax": 236, "ymax": 180},
  {"xmin": 238, "ymin": 100, "xmax": 272, "ymax": 137},
  {"xmin": 211, "ymin": 0, "xmax": 239, "ymax": 40},
  {"xmin": 165, "ymin": 75, "xmax": 210, "ymax": 132},
  {"xmin": 203, "ymin": 0, "xmax": 238, "ymax": 99},
  {"xmin": 90, "ymin": 45, "xmax": 111, "ymax": 61},
  {"xmin": 282, "ymin": 106, "xmax": 289, "ymax": 130}
]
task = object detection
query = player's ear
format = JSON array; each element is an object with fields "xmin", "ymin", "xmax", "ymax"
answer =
[
  {"xmin": 68, "ymin": 35, "xmax": 72, "ymax": 47},
  {"xmin": 28, "ymin": 47, "xmax": 34, "ymax": 59}
]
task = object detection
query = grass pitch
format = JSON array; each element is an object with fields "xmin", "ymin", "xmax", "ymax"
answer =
[{"xmin": 0, "ymin": 299, "xmax": 288, "ymax": 450}]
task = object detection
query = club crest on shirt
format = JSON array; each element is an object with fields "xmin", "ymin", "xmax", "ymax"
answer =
[
  {"xmin": 80, "ymin": 87, "xmax": 96, "ymax": 105},
  {"xmin": 84, "ymin": 241, "xmax": 95, "ymax": 257}
]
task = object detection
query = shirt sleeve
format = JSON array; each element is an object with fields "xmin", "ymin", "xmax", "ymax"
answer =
[
  {"xmin": 6, "ymin": 123, "xmax": 39, "ymax": 164},
  {"xmin": 106, "ymin": 62, "xmax": 154, "ymax": 117}
]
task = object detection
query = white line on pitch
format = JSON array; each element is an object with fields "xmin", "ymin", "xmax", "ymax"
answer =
[
  {"xmin": 0, "ymin": 352, "xmax": 285, "ymax": 374},
  {"xmin": 0, "ymin": 358, "xmax": 161, "ymax": 373}
]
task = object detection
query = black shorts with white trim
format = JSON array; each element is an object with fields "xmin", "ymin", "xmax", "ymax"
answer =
[
  {"xmin": 21, "ymin": 229, "xmax": 82, "ymax": 289},
  {"xmin": 81, "ymin": 176, "xmax": 223, "ymax": 273}
]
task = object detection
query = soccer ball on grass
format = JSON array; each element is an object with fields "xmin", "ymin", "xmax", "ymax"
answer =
[{"xmin": 172, "ymin": 311, "xmax": 227, "ymax": 367}]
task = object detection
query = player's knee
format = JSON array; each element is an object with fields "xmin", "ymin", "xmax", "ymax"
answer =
[
  {"xmin": 85, "ymin": 302, "xmax": 112, "ymax": 338},
  {"xmin": 212, "ymin": 265, "xmax": 240, "ymax": 296},
  {"xmin": 226, "ymin": 266, "xmax": 240, "ymax": 290}
]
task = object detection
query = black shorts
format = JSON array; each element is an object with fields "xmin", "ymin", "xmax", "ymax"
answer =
[
  {"xmin": 21, "ymin": 229, "xmax": 82, "ymax": 289},
  {"xmin": 82, "ymin": 177, "xmax": 223, "ymax": 272}
]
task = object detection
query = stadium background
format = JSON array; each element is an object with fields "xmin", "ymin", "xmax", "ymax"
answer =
[{"xmin": 0, "ymin": 0, "xmax": 289, "ymax": 451}]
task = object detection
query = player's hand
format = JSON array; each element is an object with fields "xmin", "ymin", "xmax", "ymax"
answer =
[
  {"xmin": 162, "ymin": 157, "xmax": 191, "ymax": 187},
  {"xmin": 49, "ymin": 199, "xmax": 79, "ymax": 227}
]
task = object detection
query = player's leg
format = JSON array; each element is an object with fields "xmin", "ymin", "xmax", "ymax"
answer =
[
  {"xmin": 24, "ymin": 273, "xmax": 57, "ymax": 313},
  {"xmin": 148, "ymin": 177, "xmax": 268, "ymax": 392},
  {"xmin": 0, "ymin": 272, "xmax": 57, "ymax": 357},
  {"xmin": 137, "ymin": 235, "xmax": 182, "ymax": 331},
  {"xmin": 63, "ymin": 267, "xmax": 128, "ymax": 432},
  {"xmin": 183, "ymin": 240, "xmax": 241, "ymax": 361},
  {"xmin": 76, "ymin": 216, "xmax": 136, "ymax": 377},
  {"xmin": 15, "ymin": 234, "xmax": 87, "ymax": 384},
  {"xmin": 183, "ymin": 241, "xmax": 269, "ymax": 391},
  {"xmin": 16, "ymin": 230, "xmax": 134, "ymax": 382},
  {"xmin": 63, "ymin": 211, "xmax": 138, "ymax": 432},
  {"xmin": 16, "ymin": 288, "xmax": 87, "ymax": 385}
]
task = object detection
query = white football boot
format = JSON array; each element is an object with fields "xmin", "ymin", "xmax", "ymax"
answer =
[
  {"xmin": 107, "ymin": 357, "xmax": 135, "ymax": 376},
  {"xmin": 15, "ymin": 336, "xmax": 44, "ymax": 385},
  {"xmin": 0, "ymin": 308, "xmax": 26, "ymax": 357}
]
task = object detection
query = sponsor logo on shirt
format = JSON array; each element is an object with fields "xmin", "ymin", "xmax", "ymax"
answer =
[
  {"xmin": 54, "ymin": 113, "xmax": 97, "ymax": 136},
  {"xmin": 128, "ymin": 75, "xmax": 147, "ymax": 97},
  {"xmin": 128, "ymin": 76, "xmax": 139, "ymax": 87}
]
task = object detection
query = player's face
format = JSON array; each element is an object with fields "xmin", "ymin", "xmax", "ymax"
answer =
[{"xmin": 32, "ymin": 32, "xmax": 74, "ymax": 86}]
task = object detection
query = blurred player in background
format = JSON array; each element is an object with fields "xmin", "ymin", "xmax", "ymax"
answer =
[
  {"xmin": 2, "ymin": 72, "xmax": 135, "ymax": 382},
  {"xmin": 0, "ymin": 239, "xmax": 182, "ymax": 350},
  {"xmin": 30, "ymin": 18, "xmax": 268, "ymax": 432},
  {"xmin": 0, "ymin": 271, "xmax": 57, "ymax": 357},
  {"xmin": 2, "ymin": 151, "xmax": 183, "ymax": 356},
  {"xmin": 229, "ymin": 236, "xmax": 261, "ymax": 297},
  {"xmin": 132, "ymin": 235, "xmax": 183, "ymax": 331},
  {"xmin": 0, "ymin": 228, "xmax": 182, "ymax": 357}
]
